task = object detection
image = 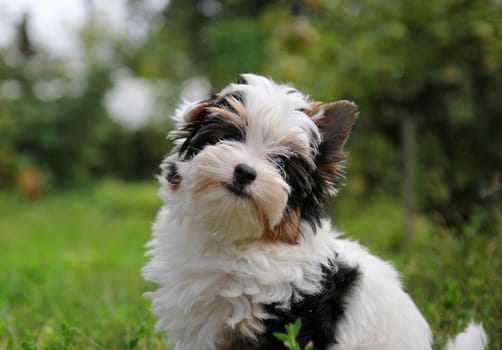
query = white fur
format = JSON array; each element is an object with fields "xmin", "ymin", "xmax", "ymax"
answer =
[
  {"xmin": 446, "ymin": 322, "xmax": 488, "ymax": 350},
  {"xmin": 144, "ymin": 210, "xmax": 434, "ymax": 350},
  {"xmin": 144, "ymin": 212, "xmax": 334, "ymax": 349},
  {"xmin": 331, "ymin": 239, "xmax": 432, "ymax": 350},
  {"xmin": 143, "ymin": 74, "xmax": 487, "ymax": 350},
  {"xmin": 224, "ymin": 74, "xmax": 319, "ymax": 154}
]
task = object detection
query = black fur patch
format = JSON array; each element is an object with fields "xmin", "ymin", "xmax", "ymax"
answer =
[
  {"xmin": 164, "ymin": 161, "xmax": 182, "ymax": 185},
  {"xmin": 178, "ymin": 114, "xmax": 245, "ymax": 160},
  {"xmin": 230, "ymin": 262, "xmax": 360, "ymax": 350},
  {"xmin": 279, "ymin": 154, "xmax": 328, "ymax": 232},
  {"xmin": 234, "ymin": 75, "xmax": 248, "ymax": 85},
  {"xmin": 214, "ymin": 91, "xmax": 245, "ymax": 114},
  {"xmin": 177, "ymin": 91, "xmax": 246, "ymax": 160}
]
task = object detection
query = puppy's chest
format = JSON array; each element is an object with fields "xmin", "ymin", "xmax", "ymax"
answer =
[
  {"xmin": 162, "ymin": 233, "xmax": 359, "ymax": 349},
  {"xmin": 217, "ymin": 263, "xmax": 359, "ymax": 350},
  {"xmin": 183, "ymin": 264, "xmax": 359, "ymax": 350}
]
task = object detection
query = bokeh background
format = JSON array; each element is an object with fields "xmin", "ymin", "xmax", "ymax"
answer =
[{"xmin": 0, "ymin": 0, "xmax": 500, "ymax": 349}]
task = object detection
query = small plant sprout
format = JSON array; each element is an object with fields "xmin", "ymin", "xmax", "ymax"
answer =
[{"xmin": 273, "ymin": 319, "xmax": 314, "ymax": 350}]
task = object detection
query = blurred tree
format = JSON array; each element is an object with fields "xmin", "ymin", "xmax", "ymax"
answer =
[
  {"xmin": 18, "ymin": 12, "xmax": 34, "ymax": 58},
  {"xmin": 157, "ymin": 0, "xmax": 274, "ymax": 87},
  {"xmin": 260, "ymin": 0, "xmax": 502, "ymax": 234},
  {"xmin": 0, "ymin": 4, "xmax": 167, "ymax": 190}
]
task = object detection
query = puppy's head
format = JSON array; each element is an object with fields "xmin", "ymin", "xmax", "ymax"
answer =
[{"xmin": 159, "ymin": 74, "xmax": 358, "ymax": 244}]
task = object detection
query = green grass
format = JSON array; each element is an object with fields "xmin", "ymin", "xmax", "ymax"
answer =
[
  {"xmin": 332, "ymin": 192, "xmax": 501, "ymax": 349},
  {"xmin": 0, "ymin": 180, "xmax": 166, "ymax": 350},
  {"xmin": 0, "ymin": 180, "xmax": 500, "ymax": 349}
]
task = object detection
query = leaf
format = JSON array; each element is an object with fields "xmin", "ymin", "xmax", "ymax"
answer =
[
  {"xmin": 292, "ymin": 318, "xmax": 302, "ymax": 338},
  {"xmin": 272, "ymin": 332, "xmax": 291, "ymax": 342},
  {"xmin": 304, "ymin": 340, "xmax": 315, "ymax": 350}
]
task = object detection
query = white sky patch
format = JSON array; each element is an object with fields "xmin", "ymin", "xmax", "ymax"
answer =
[
  {"xmin": 0, "ymin": 0, "xmax": 86, "ymax": 56},
  {"xmin": 33, "ymin": 78, "xmax": 66, "ymax": 101},
  {"xmin": 0, "ymin": 79, "xmax": 22, "ymax": 99},
  {"xmin": 0, "ymin": 0, "xmax": 170, "ymax": 129},
  {"xmin": 105, "ymin": 74, "xmax": 156, "ymax": 131},
  {"xmin": 181, "ymin": 76, "xmax": 211, "ymax": 102},
  {"xmin": 0, "ymin": 0, "xmax": 169, "ymax": 58}
]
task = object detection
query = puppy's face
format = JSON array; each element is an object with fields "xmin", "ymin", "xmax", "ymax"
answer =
[{"xmin": 159, "ymin": 74, "xmax": 358, "ymax": 244}]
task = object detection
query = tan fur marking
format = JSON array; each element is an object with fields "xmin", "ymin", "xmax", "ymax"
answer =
[
  {"xmin": 169, "ymin": 183, "xmax": 181, "ymax": 192},
  {"xmin": 318, "ymin": 163, "xmax": 342, "ymax": 181},
  {"xmin": 238, "ymin": 318, "xmax": 266, "ymax": 336},
  {"xmin": 226, "ymin": 97, "xmax": 248, "ymax": 125},
  {"xmin": 173, "ymin": 129, "xmax": 191, "ymax": 139},
  {"xmin": 264, "ymin": 210, "xmax": 300, "ymax": 244},
  {"xmin": 207, "ymin": 97, "xmax": 247, "ymax": 130},
  {"xmin": 303, "ymin": 102, "xmax": 323, "ymax": 117},
  {"xmin": 189, "ymin": 101, "xmax": 211, "ymax": 122},
  {"xmin": 280, "ymin": 136, "xmax": 317, "ymax": 167}
]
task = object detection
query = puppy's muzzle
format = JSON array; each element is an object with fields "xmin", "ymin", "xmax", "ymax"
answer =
[{"xmin": 226, "ymin": 163, "xmax": 256, "ymax": 198}]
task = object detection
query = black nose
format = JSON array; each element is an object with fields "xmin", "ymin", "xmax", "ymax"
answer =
[{"xmin": 233, "ymin": 163, "xmax": 257, "ymax": 186}]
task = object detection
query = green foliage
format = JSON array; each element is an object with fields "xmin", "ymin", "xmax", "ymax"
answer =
[
  {"xmin": 0, "ymin": 62, "xmax": 170, "ymax": 189},
  {"xmin": 122, "ymin": 325, "xmax": 148, "ymax": 350},
  {"xmin": 10, "ymin": 68, "xmax": 115, "ymax": 186},
  {"xmin": 205, "ymin": 19, "xmax": 266, "ymax": 86},
  {"xmin": 157, "ymin": 0, "xmax": 270, "ymax": 87},
  {"xmin": 273, "ymin": 319, "xmax": 314, "ymax": 350}
]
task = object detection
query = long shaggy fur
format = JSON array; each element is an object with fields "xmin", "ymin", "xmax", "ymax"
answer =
[{"xmin": 142, "ymin": 74, "xmax": 487, "ymax": 350}]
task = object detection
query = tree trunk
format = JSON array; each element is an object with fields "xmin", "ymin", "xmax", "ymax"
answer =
[{"xmin": 402, "ymin": 116, "xmax": 415, "ymax": 248}]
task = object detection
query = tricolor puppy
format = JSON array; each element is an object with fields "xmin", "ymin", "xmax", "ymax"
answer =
[{"xmin": 143, "ymin": 74, "xmax": 487, "ymax": 350}]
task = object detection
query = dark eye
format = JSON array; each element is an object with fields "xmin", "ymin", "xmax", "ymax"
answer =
[
  {"xmin": 165, "ymin": 162, "xmax": 182, "ymax": 185},
  {"xmin": 271, "ymin": 156, "xmax": 286, "ymax": 171}
]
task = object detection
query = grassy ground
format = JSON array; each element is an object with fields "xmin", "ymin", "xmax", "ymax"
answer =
[{"xmin": 0, "ymin": 180, "xmax": 500, "ymax": 349}]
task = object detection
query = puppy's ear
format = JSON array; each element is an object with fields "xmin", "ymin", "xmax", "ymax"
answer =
[
  {"xmin": 171, "ymin": 100, "xmax": 213, "ymax": 143},
  {"xmin": 179, "ymin": 100, "xmax": 212, "ymax": 124},
  {"xmin": 309, "ymin": 100, "xmax": 358, "ymax": 186},
  {"xmin": 312, "ymin": 100, "xmax": 358, "ymax": 154}
]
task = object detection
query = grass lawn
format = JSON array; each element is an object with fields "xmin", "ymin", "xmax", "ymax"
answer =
[{"xmin": 0, "ymin": 180, "xmax": 500, "ymax": 349}]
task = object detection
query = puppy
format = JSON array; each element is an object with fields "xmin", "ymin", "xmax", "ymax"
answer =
[{"xmin": 142, "ymin": 74, "xmax": 487, "ymax": 350}]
